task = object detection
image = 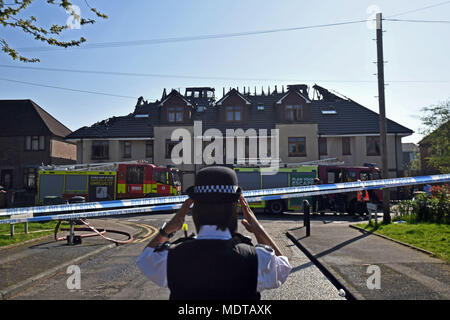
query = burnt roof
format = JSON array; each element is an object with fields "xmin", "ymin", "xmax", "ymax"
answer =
[
  {"xmin": 67, "ymin": 115, "xmax": 154, "ymax": 139},
  {"xmin": 67, "ymin": 84, "xmax": 413, "ymax": 139},
  {"xmin": 0, "ymin": 99, "xmax": 72, "ymax": 138}
]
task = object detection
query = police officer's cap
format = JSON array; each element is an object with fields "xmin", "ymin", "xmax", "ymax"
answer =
[{"xmin": 186, "ymin": 166, "xmax": 242, "ymax": 203}]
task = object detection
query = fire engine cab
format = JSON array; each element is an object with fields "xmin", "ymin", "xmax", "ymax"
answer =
[{"xmin": 37, "ymin": 161, "xmax": 181, "ymax": 204}]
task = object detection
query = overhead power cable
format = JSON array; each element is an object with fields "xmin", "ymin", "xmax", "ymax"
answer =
[
  {"xmin": 386, "ymin": 0, "xmax": 450, "ymax": 18},
  {"xmin": 384, "ymin": 18, "xmax": 450, "ymax": 23},
  {"xmin": 0, "ymin": 64, "xmax": 449, "ymax": 83},
  {"xmin": 16, "ymin": 19, "xmax": 371, "ymax": 52},
  {"xmin": 0, "ymin": 77, "xmax": 142, "ymax": 99},
  {"xmin": 10, "ymin": 2, "xmax": 450, "ymax": 53},
  {"xmin": 0, "ymin": 64, "xmax": 374, "ymax": 82},
  {"xmin": 5, "ymin": 1, "xmax": 450, "ymax": 54}
]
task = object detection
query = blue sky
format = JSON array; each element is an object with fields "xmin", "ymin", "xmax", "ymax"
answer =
[{"xmin": 1, "ymin": 0, "xmax": 449, "ymax": 143}]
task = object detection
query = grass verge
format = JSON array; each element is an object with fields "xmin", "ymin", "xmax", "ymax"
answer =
[
  {"xmin": 355, "ymin": 222, "xmax": 450, "ymax": 263},
  {"xmin": 0, "ymin": 220, "xmax": 70, "ymax": 247}
]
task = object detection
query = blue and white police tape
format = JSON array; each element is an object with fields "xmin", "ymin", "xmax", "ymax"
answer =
[
  {"xmin": 2, "ymin": 174, "xmax": 450, "ymax": 225},
  {"xmin": 0, "ymin": 186, "xmax": 370, "ymax": 225},
  {"xmin": 0, "ymin": 194, "xmax": 189, "ymax": 217},
  {"xmin": 0, "ymin": 173, "xmax": 449, "ymax": 220}
]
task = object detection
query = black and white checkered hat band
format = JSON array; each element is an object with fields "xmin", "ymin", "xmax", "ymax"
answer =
[{"xmin": 194, "ymin": 185, "xmax": 239, "ymax": 193}]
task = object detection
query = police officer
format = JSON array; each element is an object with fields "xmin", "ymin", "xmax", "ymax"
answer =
[{"xmin": 137, "ymin": 166, "xmax": 291, "ymax": 300}]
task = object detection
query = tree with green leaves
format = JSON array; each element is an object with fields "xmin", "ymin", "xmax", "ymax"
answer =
[
  {"xmin": 419, "ymin": 99, "xmax": 450, "ymax": 173},
  {"xmin": 0, "ymin": 0, "xmax": 107, "ymax": 62},
  {"xmin": 406, "ymin": 151, "xmax": 421, "ymax": 173}
]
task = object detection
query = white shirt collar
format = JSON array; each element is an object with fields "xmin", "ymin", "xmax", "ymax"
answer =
[{"xmin": 196, "ymin": 225, "xmax": 232, "ymax": 240}]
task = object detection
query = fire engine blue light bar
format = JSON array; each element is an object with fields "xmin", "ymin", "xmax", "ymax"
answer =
[{"xmin": 0, "ymin": 174, "xmax": 449, "ymax": 222}]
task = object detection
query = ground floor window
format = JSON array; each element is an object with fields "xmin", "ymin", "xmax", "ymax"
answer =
[
  {"xmin": 319, "ymin": 137, "xmax": 327, "ymax": 156},
  {"xmin": 1, "ymin": 170, "xmax": 13, "ymax": 189},
  {"xmin": 145, "ymin": 141, "xmax": 153, "ymax": 158},
  {"xmin": 288, "ymin": 137, "xmax": 306, "ymax": 157},
  {"xmin": 123, "ymin": 141, "xmax": 132, "ymax": 159},
  {"xmin": 342, "ymin": 137, "xmax": 351, "ymax": 155},
  {"xmin": 366, "ymin": 136, "xmax": 380, "ymax": 156},
  {"xmin": 24, "ymin": 168, "xmax": 37, "ymax": 188},
  {"xmin": 166, "ymin": 139, "xmax": 183, "ymax": 159},
  {"xmin": 91, "ymin": 141, "xmax": 109, "ymax": 160}
]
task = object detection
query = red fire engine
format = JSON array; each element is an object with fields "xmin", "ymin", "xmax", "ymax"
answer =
[
  {"xmin": 318, "ymin": 164, "xmax": 383, "ymax": 214},
  {"xmin": 37, "ymin": 161, "xmax": 182, "ymax": 204}
]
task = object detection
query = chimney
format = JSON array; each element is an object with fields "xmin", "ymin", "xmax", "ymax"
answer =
[{"xmin": 162, "ymin": 88, "xmax": 167, "ymax": 99}]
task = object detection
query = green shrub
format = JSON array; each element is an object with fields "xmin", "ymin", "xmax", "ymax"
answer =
[{"xmin": 394, "ymin": 185, "xmax": 450, "ymax": 224}]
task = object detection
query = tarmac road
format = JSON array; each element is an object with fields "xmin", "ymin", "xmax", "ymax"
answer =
[{"xmin": 9, "ymin": 211, "xmax": 346, "ymax": 300}]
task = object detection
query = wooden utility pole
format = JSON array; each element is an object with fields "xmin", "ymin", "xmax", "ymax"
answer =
[{"xmin": 376, "ymin": 12, "xmax": 391, "ymax": 223}]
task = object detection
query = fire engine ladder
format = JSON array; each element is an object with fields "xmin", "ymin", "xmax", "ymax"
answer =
[
  {"xmin": 232, "ymin": 157, "xmax": 344, "ymax": 169},
  {"xmin": 39, "ymin": 160, "xmax": 149, "ymax": 172},
  {"xmin": 231, "ymin": 157, "xmax": 282, "ymax": 168},
  {"xmin": 280, "ymin": 158, "xmax": 345, "ymax": 167}
]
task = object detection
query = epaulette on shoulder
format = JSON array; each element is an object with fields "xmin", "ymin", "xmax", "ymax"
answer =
[
  {"xmin": 154, "ymin": 235, "xmax": 196, "ymax": 252},
  {"xmin": 232, "ymin": 233, "xmax": 254, "ymax": 246},
  {"xmin": 153, "ymin": 241, "xmax": 171, "ymax": 252},
  {"xmin": 255, "ymin": 244, "xmax": 274, "ymax": 253},
  {"xmin": 170, "ymin": 234, "xmax": 197, "ymax": 246}
]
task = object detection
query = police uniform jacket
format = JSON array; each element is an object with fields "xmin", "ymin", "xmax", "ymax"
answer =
[{"xmin": 137, "ymin": 225, "xmax": 292, "ymax": 300}]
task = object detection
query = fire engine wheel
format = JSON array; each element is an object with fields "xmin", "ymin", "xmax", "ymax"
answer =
[{"xmin": 268, "ymin": 200, "xmax": 285, "ymax": 215}]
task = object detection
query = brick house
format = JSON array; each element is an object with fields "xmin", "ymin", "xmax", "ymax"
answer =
[
  {"xmin": 0, "ymin": 99, "xmax": 76, "ymax": 204},
  {"xmin": 66, "ymin": 84, "xmax": 413, "ymax": 190}
]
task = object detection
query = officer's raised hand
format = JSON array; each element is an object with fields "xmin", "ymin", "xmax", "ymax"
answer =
[
  {"xmin": 146, "ymin": 198, "xmax": 193, "ymax": 248},
  {"xmin": 239, "ymin": 195, "xmax": 283, "ymax": 257},
  {"xmin": 163, "ymin": 198, "xmax": 194, "ymax": 235},
  {"xmin": 240, "ymin": 194, "xmax": 263, "ymax": 234}
]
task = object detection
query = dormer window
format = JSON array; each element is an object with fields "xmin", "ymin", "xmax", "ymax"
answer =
[
  {"xmin": 225, "ymin": 106, "xmax": 242, "ymax": 122},
  {"xmin": 197, "ymin": 105, "xmax": 206, "ymax": 112},
  {"xmin": 321, "ymin": 106, "xmax": 337, "ymax": 115},
  {"xmin": 168, "ymin": 106, "xmax": 184, "ymax": 123},
  {"xmin": 286, "ymin": 105, "xmax": 303, "ymax": 121}
]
